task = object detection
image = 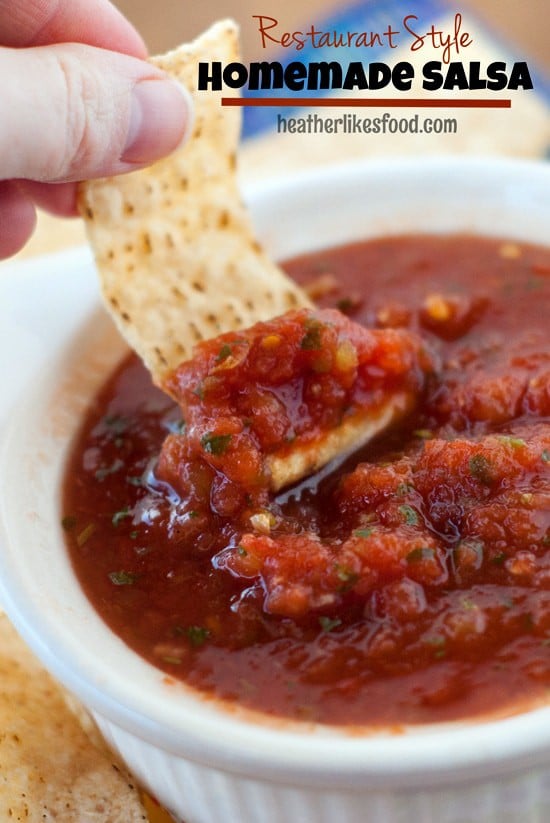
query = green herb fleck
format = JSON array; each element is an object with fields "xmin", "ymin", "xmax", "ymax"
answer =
[
  {"xmin": 353, "ymin": 527, "xmax": 374, "ymax": 538},
  {"xmin": 300, "ymin": 318, "xmax": 323, "ymax": 351},
  {"xmin": 77, "ymin": 523, "xmax": 96, "ymax": 547},
  {"xmin": 129, "ymin": 530, "xmax": 139, "ymax": 540},
  {"xmin": 426, "ymin": 635, "xmax": 446, "ymax": 658},
  {"xmin": 126, "ymin": 476, "xmax": 143, "ymax": 487},
  {"xmin": 61, "ymin": 515, "xmax": 77, "ymax": 531},
  {"xmin": 216, "ymin": 343, "xmax": 232, "ymax": 362},
  {"xmin": 496, "ymin": 435, "xmax": 526, "ymax": 449},
  {"xmin": 413, "ymin": 429, "xmax": 433, "ymax": 440},
  {"xmin": 399, "ymin": 504, "xmax": 419, "ymax": 526},
  {"xmin": 188, "ymin": 511, "xmax": 199, "ymax": 520},
  {"xmin": 469, "ymin": 454, "xmax": 493, "ymax": 486},
  {"xmin": 201, "ymin": 432, "xmax": 232, "ymax": 456},
  {"xmin": 108, "ymin": 570, "xmax": 137, "ymax": 586},
  {"xmin": 319, "ymin": 616, "xmax": 342, "ymax": 633},
  {"xmin": 335, "ymin": 564, "xmax": 359, "ymax": 590},
  {"xmin": 237, "ymin": 545, "xmax": 248, "ymax": 557},
  {"xmin": 492, "ymin": 552, "xmax": 507, "ymax": 566},
  {"xmin": 461, "ymin": 597, "xmax": 477, "ymax": 611},
  {"xmin": 112, "ymin": 507, "xmax": 132, "ymax": 527},
  {"xmin": 193, "ymin": 383, "xmax": 205, "ymax": 401},
  {"xmin": 406, "ymin": 547, "xmax": 435, "ymax": 563},
  {"xmin": 542, "ymin": 449, "xmax": 550, "ymax": 463},
  {"xmin": 185, "ymin": 625, "xmax": 211, "ymax": 647},
  {"xmin": 396, "ymin": 482, "xmax": 414, "ymax": 496}
]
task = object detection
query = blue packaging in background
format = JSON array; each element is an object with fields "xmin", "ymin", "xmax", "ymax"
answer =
[{"xmin": 242, "ymin": 0, "xmax": 550, "ymax": 145}]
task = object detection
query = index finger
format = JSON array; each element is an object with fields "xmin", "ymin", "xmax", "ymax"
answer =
[{"xmin": 0, "ymin": 0, "xmax": 147, "ymax": 57}]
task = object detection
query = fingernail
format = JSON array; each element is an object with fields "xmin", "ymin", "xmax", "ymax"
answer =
[{"xmin": 122, "ymin": 77, "xmax": 192, "ymax": 165}]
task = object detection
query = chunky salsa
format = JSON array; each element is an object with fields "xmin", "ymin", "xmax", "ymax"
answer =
[{"xmin": 63, "ymin": 234, "xmax": 550, "ymax": 725}]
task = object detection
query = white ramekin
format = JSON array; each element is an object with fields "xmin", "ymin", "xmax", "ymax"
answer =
[{"xmin": 0, "ymin": 158, "xmax": 549, "ymax": 823}]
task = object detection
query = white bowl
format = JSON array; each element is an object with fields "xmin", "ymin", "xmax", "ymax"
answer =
[{"xmin": 0, "ymin": 157, "xmax": 549, "ymax": 823}]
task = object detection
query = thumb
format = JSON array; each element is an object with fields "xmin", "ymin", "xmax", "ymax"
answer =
[{"xmin": 0, "ymin": 43, "xmax": 191, "ymax": 183}]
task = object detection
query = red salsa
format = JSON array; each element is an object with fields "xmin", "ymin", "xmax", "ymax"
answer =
[{"xmin": 63, "ymin": 235, "xmax": 550, "ymax": 725}]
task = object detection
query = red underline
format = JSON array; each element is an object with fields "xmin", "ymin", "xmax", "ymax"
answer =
[{"xmin": 221, "ymin": 97, "xmax": 511, "ymax": 109}]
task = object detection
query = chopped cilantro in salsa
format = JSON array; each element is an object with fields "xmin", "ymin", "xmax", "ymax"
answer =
[{"xmin": 63, "ymin": 235, "xmax": 550, "ymax": 727}]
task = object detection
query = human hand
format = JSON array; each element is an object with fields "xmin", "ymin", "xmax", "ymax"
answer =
[{"xmin": 0, "ymin": 0, "xmax": 192, "ymax": 258}]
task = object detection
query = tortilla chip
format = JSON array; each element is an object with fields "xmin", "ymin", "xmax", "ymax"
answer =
[
  {"xmin": 79, "ymin": 20, "xmax": 310, "ymax": 384},
  {"xmin": 267, "ymin": 392, "xmax": 413, "ymax": 492},
  {"xmin": 0, "ymin": 611, "xmax": 147, "ymax": 822}
]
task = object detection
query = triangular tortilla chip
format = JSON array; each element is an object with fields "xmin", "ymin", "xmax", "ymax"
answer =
[
  {"xmin": 79, "ymin": 20, "xmax": 310, "ymax": 384},
  {"xmin": 0, "ymin": 611, "xmax": 147, "ymax": 822}
]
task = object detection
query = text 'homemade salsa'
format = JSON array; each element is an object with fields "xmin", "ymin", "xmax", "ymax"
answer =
[{"xmin": 63, "ymin": 235, "xmax": 550, "ymax": 725}]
